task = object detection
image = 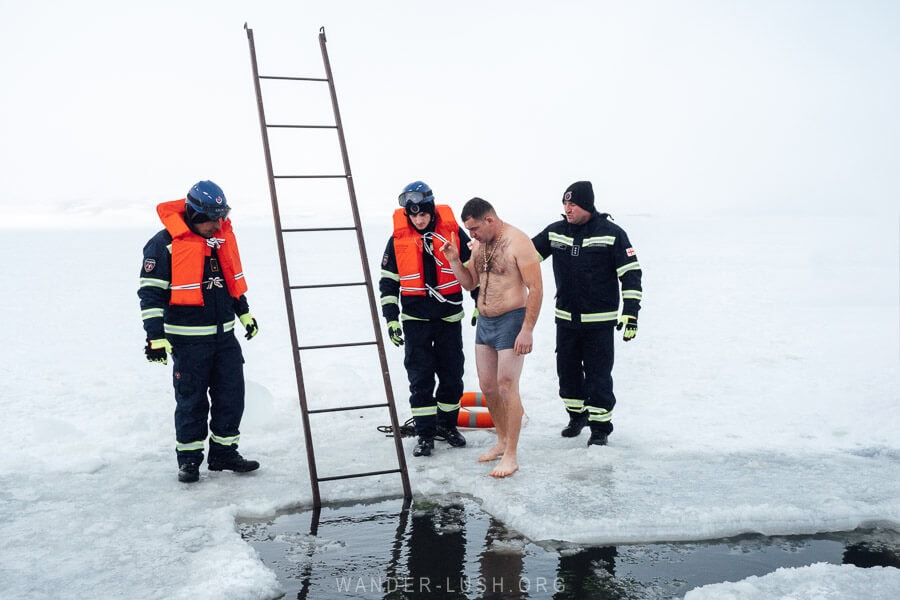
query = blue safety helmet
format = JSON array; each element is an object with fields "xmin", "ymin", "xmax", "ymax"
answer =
[
  {"xmin": 185, "ymin": 180, "xmax": 230, "ymax": 222},
  {"xmin": 398, "ymin": 181, "xmax": 434, "ymax": 215}
]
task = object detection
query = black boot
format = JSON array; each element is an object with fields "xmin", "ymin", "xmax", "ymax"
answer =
[
  {"xmin": 436, "ymin": 424, "xmax": 467, "ymax": 448},
  {"xmin": 413, "ymin": 437, "xmax": 434, "ymax": 457},
  {"xmin": 561, "ymin": 411, "xmax": 588, "ymax": 437},
  {"xmin": 587, "ymin": 429, "xmax": 609, "ymax": 447},
  {"xmin": 208, "ymin": 446, "xmax": 260, "ymax": 473},
  {"xmin": 178, "ymin": 463, "xmax": 200, "ymax": 483}
]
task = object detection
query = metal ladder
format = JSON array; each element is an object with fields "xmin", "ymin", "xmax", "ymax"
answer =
[{"xmin": 244, "ymin": 24, "xmax": 411, "ymax": 508}]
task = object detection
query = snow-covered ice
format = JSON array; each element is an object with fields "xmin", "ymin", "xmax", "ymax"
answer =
[{"xmin": 1, "ymin": 212, "xmax": 897, "ymax": 599}]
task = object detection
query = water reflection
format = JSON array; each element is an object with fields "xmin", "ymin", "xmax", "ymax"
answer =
[
  {"xmin": 390, "ymin": 501, "xmax": 467, "ymax": 598},
  {"xmin": 238, "ymin": 495, "xmax": 900, "ymax": 599},
  {"xmin": 478, "ymin": 520, "xmax": 528, "ymax": 599},
  {"xmin": 553, "ymin": 546, "xmax": 619, "ymax": 599},
  {"xmin": 843, "ymin": 541, "xmax": 900, "ymax": 569}
]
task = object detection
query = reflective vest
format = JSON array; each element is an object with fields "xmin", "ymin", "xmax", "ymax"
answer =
[
  {"xmin": 392, "ymin": 205, "xmax": 462, "ymax": 297},
  {"xmin": 156, "ymin": 199, "xmax": 248, "ymax": 306}
]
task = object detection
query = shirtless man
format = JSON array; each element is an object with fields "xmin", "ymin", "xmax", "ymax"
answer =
[{"xmin": 442, "ymin": 197, "xmax": 542, "ymax": 477}]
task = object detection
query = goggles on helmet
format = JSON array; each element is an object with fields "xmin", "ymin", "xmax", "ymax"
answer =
[
  {"xmin": 399, "ymin": 191, "xmax": 434, "ymax": 215},
  {"xmin": 189, "ymin": 208, "xmax": 230, "ymax": 224},
  {"xmin": 399, "ymin": 190, "xmax": 432, "ymax": 208},
  {"xmin": 186, "ymin": 194, "xmax": 231, "ymax": 223}
]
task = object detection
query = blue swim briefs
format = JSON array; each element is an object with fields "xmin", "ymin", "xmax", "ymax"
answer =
[{"xmin": 475, "ymin": 307, "xmax": 526, "ymax": 351}]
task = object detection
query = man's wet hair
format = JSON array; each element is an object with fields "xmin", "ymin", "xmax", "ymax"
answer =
[{"xmin": 461, "ymin": 197, "xmax": 495, "ymax": 222}]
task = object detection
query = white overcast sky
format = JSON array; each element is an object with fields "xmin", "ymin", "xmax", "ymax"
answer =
[{"xmin": 1, "ymin": 0, "xmax": 898, "ymax": 226}]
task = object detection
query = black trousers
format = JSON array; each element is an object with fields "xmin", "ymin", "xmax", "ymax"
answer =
[
  {"xmin": 171, "ymin": 334, "xmax": 245, "ymax": 465},
  {"xmin": 556, "ymin": 324, "xmax": 616, "ymax": 434},
  {"xmin": 403, "ymin": 319, "xmax": 464, "ymax": 437}
]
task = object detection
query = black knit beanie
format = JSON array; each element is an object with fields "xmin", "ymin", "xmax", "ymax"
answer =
[{"xmin": 562, "ymin": 181, "xmax": 595, "ymax": 212}]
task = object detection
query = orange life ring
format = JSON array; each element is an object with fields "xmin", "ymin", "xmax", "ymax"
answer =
[
  {"xmin": 459, "ymin": 391, "xmax": 488, "ymax": 408},
  {"xmin": 458, "ymin": 408, "xmax": 494, "ymax": 428},
  {"xmin": 457, "ymin": 391, "xmax": 494, "ymax": 428}
]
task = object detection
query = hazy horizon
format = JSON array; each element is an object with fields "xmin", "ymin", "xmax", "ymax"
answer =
[{"xmin": 2, "ymin": 0, "xmax": 898, "ymax": 225}]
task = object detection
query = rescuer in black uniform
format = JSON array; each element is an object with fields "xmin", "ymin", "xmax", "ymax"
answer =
[
  {"xmin": 379, "ymin": 181, "xmax": 478, "ymax": 457},
  {"xmin": 139, "ymin": 180, "xmax": 260, "ymax": 483},
  {"xmin": 532, "ymin": 181, "xmax": 642, "ymax": 446}
]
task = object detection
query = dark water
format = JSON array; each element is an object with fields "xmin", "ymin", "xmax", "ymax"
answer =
[{"xmin": 238, "ymin": 495, "xmax": 900, "ymax": 599}]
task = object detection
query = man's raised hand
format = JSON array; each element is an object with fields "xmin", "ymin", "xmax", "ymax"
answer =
[{"xmin": 441, "ymin": 231, "xmax": 459, "ymax": 262}]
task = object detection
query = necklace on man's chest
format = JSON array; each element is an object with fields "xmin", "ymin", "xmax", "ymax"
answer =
[
  {"xmin": 481, "ymin": 225, "xmax": 504, "ymax": 273},
  {"xmin": 480, "ymin": 225, "xmax": 505, "ymax": 305}
]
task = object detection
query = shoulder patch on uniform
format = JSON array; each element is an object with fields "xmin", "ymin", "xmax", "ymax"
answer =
[
  {"xmin": 382, "ymin": 253, "xmax": 389, "ymax": 267},
  {"xmin": 144, "ymin": 258, "xmax": 157, "ymax": 272},
  {"xmin": 626, "ymin": 247, "xmax": 636, "ymax": 257}
]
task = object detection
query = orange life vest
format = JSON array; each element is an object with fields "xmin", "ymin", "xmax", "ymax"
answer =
[
  {"xmin": 392, "ymin": 205, "xmax": 462, "ymax": 297},
  {"xmin": 156, "ymin": 199, "xmax": 248, "ymax": 306}
]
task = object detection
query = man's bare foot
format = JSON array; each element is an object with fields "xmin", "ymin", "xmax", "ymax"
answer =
[
  {"xmin": 478, "ymin": 444, "xmax": 505, "ymax": 462},
  {"xmin": 489, "ymin": 456, "xmax": 519, "ymax": 478}
]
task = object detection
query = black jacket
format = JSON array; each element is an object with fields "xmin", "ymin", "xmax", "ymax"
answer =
[
  {"xmin": 138, "ymin": 229, "xmax": 250, "ymax": 343},
  {"xmin": 532, "ymin": 212, "xmax": 642, "ymax": 328}
]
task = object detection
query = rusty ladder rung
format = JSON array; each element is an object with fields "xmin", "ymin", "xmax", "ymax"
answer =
[
  {"xmin": 259, "ymin": 75, "xmax": 327, "ymax": 82},
  {"xmin": 298, "ymin": 341, "xmax": 376, "ymax": 351},
  {"xmin": 318, "ymin": 468, "xmax": 403, "ymax": 483},
  {"xmin": 308, "ymin": 403, "xmax": 389, "ymax": 414},
  {"xmin": 267, "ymin": 124, "xmax": 337, "ymax": 129},
  {"xmin": 273, "ymin": 174, "xmax": 347, "ymax": 179},
  {"xmin": 290, "ymin": 282, "xmax": 366, "ymax": 290},
  {"xmin": 281, "ymin": 226, "xmax": 356, "ymax": 233}
]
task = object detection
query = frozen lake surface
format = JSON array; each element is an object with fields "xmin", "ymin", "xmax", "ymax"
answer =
[{"xmin": 1, "ymin": 215, "xmax": 897, "ymax": 598}]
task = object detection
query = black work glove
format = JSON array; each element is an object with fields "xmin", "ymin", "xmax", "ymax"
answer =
[
  {"xmin": 239, "ymin": 313, "xmax": 259, "ymax": 340},
  {"xmin": 616, "ymin": 315, "xmax": 638, "ymax": 342},
  {"xmin": 387, "ymin": 320, "xmax": 404, "ymax": 346},
  {"xmin": 145, "ymin": 339, "xmax": 171, "ymax": 365}
]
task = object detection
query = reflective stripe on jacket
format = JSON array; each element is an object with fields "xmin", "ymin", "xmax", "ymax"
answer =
[{"xmin": 532, "ymin": 212, "xmax": 642, "ymax": 328}]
